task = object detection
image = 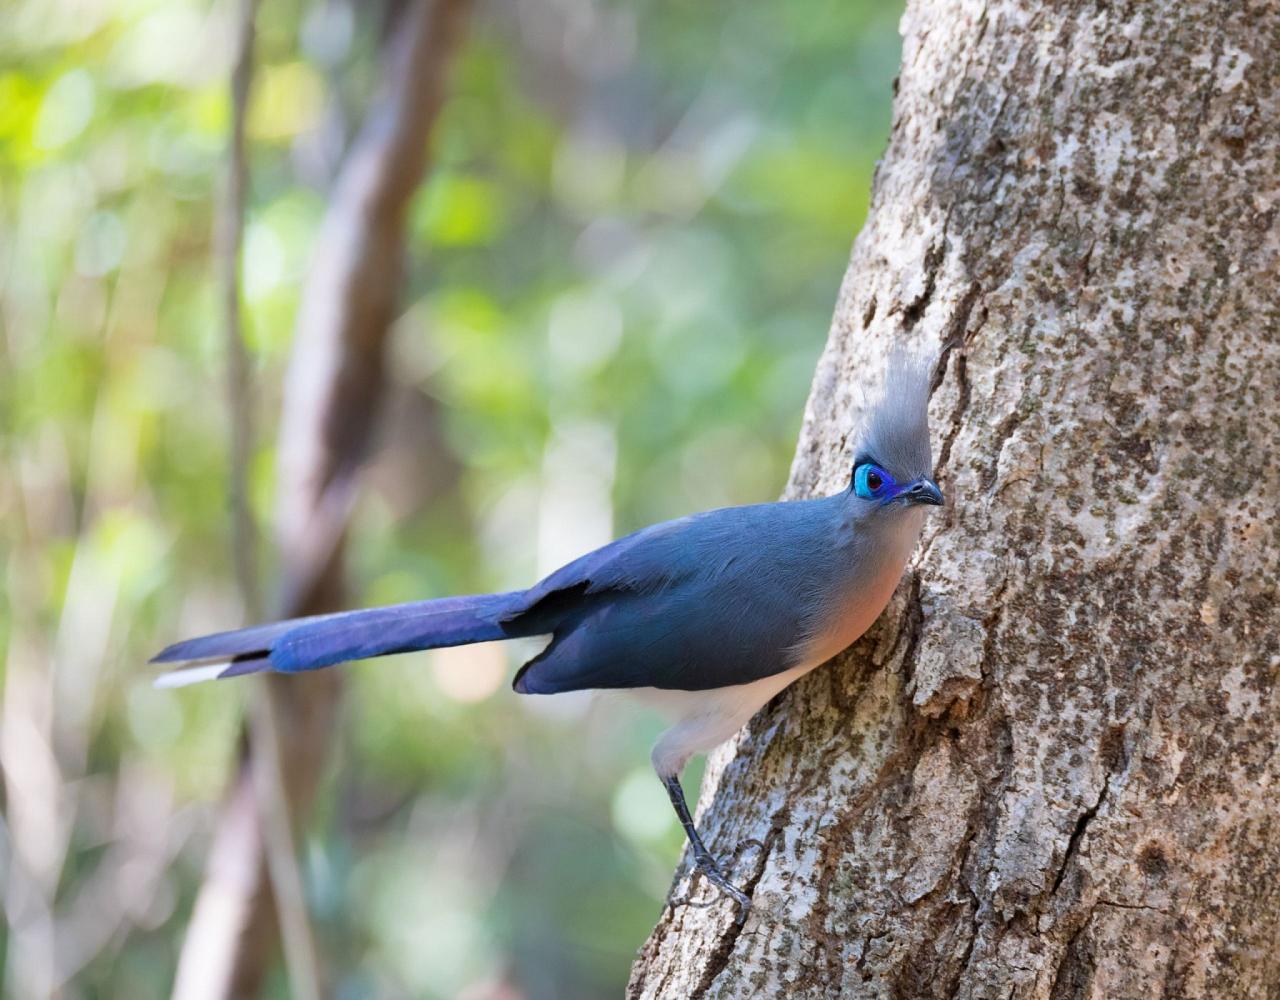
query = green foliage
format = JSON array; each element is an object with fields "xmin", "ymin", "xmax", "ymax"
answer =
[{"xmin": 0, "ymin": 0, "xmax": 902, "ymax": 996}]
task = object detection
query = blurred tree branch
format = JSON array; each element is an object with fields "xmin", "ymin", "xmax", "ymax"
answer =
[
  {"xmin": 172, "ymin": 0, "xmax": 473, "ymax": 995},
  {"xmin": 177, "ymin": 0, "xmax": 323, "ymax": 994},
  {"xmin": 220, "ymin": 0, "xmax": 263, "ymax": 623}
]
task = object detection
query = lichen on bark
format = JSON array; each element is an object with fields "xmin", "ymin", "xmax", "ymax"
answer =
[{"xmin": 629, "ymin": 1, "xmax": 1280, "ymax": 997}]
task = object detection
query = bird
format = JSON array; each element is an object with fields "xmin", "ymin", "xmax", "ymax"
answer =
[{"xmin": 153, "ymin": 351, "xmax": 944, "ymax": 919}]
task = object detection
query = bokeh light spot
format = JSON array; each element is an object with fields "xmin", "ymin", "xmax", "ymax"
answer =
[
  {"xmin": 612, "ymin": 766, "xmax": 677, "ymax": 844},
  {"xmin": 432, "ymin": 642, "xmax": 507, "ymax": 703}
]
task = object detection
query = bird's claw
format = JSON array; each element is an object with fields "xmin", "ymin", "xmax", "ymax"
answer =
[
  {"xmin": 689, "ymin": 847, "xmax": 751, "ymax": 921},
  {"xmin": 660, "ymin": 773, "xmax": 750, "ymax": 922}
]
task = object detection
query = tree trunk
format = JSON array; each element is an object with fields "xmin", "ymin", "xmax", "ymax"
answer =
[{"xmin": 629, "ymin": 1, "xmax": 1280, "ymax": 997}]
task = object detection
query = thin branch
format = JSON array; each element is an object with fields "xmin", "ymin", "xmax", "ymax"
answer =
[
  {"xmin": 220, "ymin": 0, "xmax": 263, "ymax": 622},
  {"xmin": 175, "ymin": 0, "xmax": 323, "ymax": 995},
  {"xmin": 220, "ymin": 0, "xmax": 327, "ymax": 988},
  {"xmin": 175, "ymin": 0, "xmax": 475, "ymax": 993},
  {"xmin": 247, "ymin": 694, "xmax": 322, "ymax": 1000}
]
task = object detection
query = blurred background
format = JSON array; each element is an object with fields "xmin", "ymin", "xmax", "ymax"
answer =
[{"xmin": 0, "ymin": 0, "xmax": 902, "ymax": 995}]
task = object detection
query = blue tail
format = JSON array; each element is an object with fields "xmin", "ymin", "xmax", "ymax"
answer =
[{"xmin": 152, "ymin": 591, "xmax": 527, "ymax": 687}]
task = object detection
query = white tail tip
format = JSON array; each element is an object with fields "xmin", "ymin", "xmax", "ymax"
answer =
[{"xmin": 153, "ymin": 662, "xmax": 233, "ymax": 690}]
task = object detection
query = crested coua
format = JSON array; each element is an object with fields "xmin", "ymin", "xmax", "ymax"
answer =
[{"xmin": 154, "ymin": 352, "xmax": 944, "ymax": 918}]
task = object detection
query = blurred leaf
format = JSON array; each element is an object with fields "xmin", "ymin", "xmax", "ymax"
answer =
[
  {"xmin": 413, "ymin": 173, "xmax": 509, "ymax": 247},
  {"xmin": 248, "ymin": 60, "xmax": 325, "ymax": 141}
]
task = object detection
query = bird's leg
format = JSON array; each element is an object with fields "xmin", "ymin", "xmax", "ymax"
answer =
[{"xmin": 662, "ymin": 773, "xmax": 751, "ymax": 919}]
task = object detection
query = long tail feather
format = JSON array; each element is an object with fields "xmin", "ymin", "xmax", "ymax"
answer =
[
  {"xmin": 153, "ymin": 591, "xmax": 526, "ymax": 688},
  {"xmin": 151, "ymin": 617, "xmax": 324, "ymax": 664}
]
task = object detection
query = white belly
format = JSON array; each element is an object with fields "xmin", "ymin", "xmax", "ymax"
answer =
[{"xmin": 631, "ymin": 664, "xmax": 814, "ymax": 777}]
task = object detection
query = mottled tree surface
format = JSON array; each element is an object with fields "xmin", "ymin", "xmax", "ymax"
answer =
[{"xmin": 630, "ymin": 1, "xmax": 1279, "ymax": 997}]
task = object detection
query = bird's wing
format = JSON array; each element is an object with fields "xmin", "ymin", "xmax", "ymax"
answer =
[
  {"xmin": 510, "ymin": 499, "xmax": 843, "ymax": 693},
  {"xmin": 499, "ymin": 511, "xmax": 718, "ymax": 627}
]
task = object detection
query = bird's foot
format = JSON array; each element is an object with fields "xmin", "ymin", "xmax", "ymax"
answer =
[
  {"xmin": 687, "ymin": 846, "xmax": 751, "ymax": 921},
  {"xmin": 661, "ymin": 773, "xmax": 751, "ymax": 922}
]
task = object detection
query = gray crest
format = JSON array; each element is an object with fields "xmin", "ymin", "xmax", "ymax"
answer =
[{"xmin": 857, "ymin": 349, "xmax": 935, "ymax": 480}]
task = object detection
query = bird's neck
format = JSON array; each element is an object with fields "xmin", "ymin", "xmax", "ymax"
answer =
[{"xmin": 802, "ymin": 507, "xmax": 927, "ymax": 669}]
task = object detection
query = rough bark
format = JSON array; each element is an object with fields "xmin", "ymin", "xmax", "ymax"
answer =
[
  {"xmin": 629, "ymin": 1, "xmax": 1280, "ymax": 997},
  {"xmin": 171, "ymin": 1, "xmax": 472, "ymax": 996}
]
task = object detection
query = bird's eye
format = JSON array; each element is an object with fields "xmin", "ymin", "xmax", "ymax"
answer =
[{"xmin": 853, "ymin": 462, "xmax": 893, "ymax": 500}]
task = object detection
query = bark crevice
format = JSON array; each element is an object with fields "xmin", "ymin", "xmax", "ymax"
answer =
[{"xmin": 1049, "ymin": 767, "xmax": 1116, "ymax": 898}]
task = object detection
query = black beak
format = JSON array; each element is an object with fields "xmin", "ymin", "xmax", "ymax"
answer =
[{"xmin": 904, "ymin": 478, "xmax": 944, "ymax": 507}]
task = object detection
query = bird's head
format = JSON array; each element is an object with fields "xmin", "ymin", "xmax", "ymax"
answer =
[{"xmin": 848, "ymin": 350, "xmax": 944, "ymax": 513}]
